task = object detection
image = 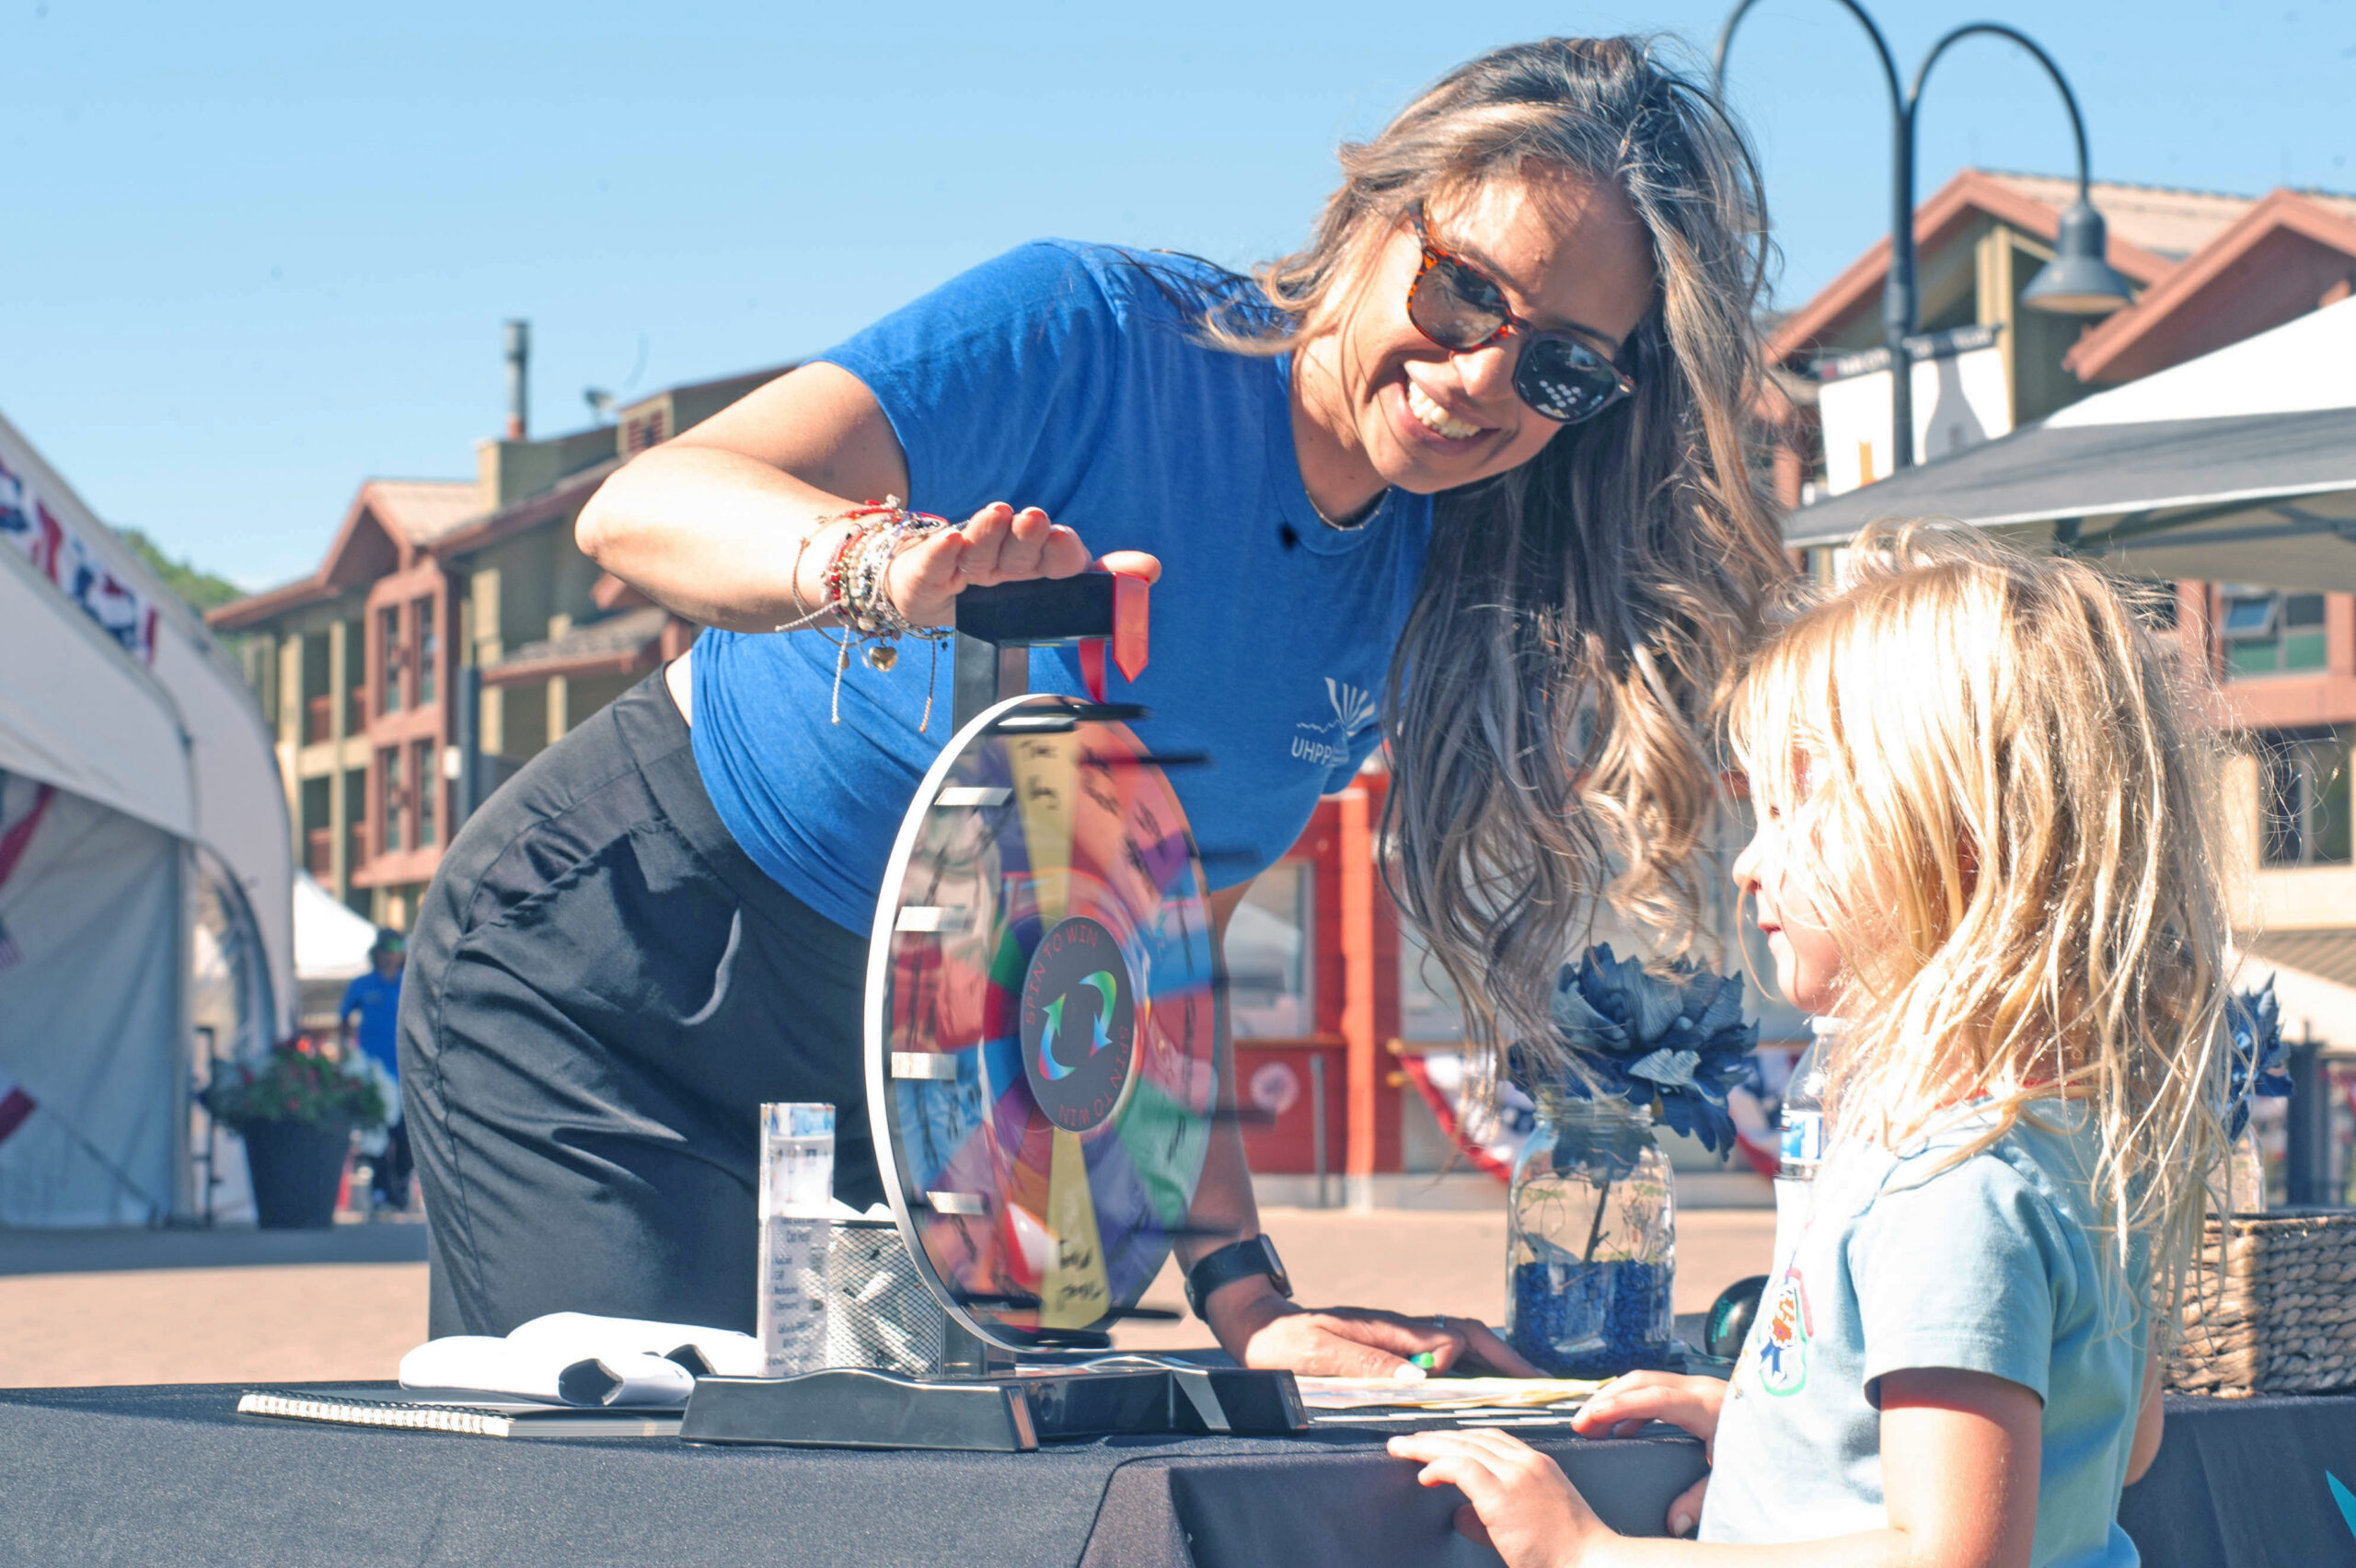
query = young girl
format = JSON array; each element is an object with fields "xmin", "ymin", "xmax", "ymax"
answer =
[{"xmin": 1392, "ymin": 522, "xmax": 2233, "ymax": 1566}]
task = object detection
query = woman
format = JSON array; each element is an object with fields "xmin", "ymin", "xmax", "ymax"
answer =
[{"xmin": 398, "ymin": 36, "xmax": 1787, "ymax": 1376}]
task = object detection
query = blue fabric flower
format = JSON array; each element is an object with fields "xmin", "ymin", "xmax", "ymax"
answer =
[
  {"xmin": 2225, "ymin": 978, "xmax": 2292, "ymax": 1140},
  {"xmin": 1519, "ymin": 943, "xmax": 1759, "ymax": 1154}
]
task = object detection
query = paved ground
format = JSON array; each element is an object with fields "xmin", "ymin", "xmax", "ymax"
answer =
[{"xmin": 0, "ymin": 1207, "xmax": 1773, "ymax": 1388}]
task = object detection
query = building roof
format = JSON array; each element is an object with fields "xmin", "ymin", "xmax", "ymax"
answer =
[
  {"xmin": 1766, "ymin": 168, "xmax": 2182, "ymax": 365},
  {"xmin": 479, "ymin": 604, "xmax": 673, "ymax": 685},
  {"xmin": 208, "ymin": 361, "xmax": 788, "ymax": 633},
  {"xmin": 2248, "ymin": 928, "xmax": 2356, "ymax": 993},
  {"xmin": 1979, "ymin": 173, "xmax": 2277, "ymax": 261},
  {"xmin": 2063, "ymin": 190, "xmax": 2356, "ymax": 384},
  {"xmin": 207, "ymin": 477, "xmax": 480, "ymax": 629},
  {"xmin": 432, "ymin": 459, "xmax": 620, "ymax": 560},
  {"xmin": 1769, "ymin": 170, "xmax": 2356, "ymax": 389},
  {"xmin": 364, "ymin": 478, "xmax": 479, "ymax": 547}
]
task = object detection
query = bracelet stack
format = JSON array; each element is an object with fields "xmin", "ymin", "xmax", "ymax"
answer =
[{"xmin": 774, "ymin": 497, "xmax": 954, "ymax": 730}]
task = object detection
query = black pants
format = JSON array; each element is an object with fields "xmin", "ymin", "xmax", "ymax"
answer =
[{"xmin": 398, "ymin": 671, "xmax": 881, "ymax": 1338}]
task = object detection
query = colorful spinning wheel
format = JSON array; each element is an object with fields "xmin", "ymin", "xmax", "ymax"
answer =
[{"xmin": 864, "ymin": 691, "xmax": 1219, "ymax": 1350}]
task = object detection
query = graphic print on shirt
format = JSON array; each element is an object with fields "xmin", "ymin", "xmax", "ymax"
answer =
[
  {"xmin": 1291, "ymin": 677, "xmax": 1380, "ymax": 771},
  {"xmin": 1754, "ymin": 1265, "xmax": 1813, "ymax": 1397}
]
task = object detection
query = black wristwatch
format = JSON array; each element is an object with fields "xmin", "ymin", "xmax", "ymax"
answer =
[{"xmin": 1184, "ymin": 1235, "xmax": 1293, "ymax": 1320}]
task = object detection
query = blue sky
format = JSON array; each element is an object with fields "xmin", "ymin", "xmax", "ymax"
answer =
[{"xmin": 5, "ymin": 1, "xmax": 2350, "ymax": 590}]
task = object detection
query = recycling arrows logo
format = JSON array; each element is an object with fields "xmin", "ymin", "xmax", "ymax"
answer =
[{"xmin": 1037, "ymin": 972, "xmax": 1119, "ymax": 1082}]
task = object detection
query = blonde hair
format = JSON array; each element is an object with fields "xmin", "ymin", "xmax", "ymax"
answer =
[
  {"xmin": 1188, "ymin": 36, "xmax": 1790, "ymax": 1058},
  {"xmin": 1728, "ymin": 521, "xmax": 2234, "ymax": 1341}
]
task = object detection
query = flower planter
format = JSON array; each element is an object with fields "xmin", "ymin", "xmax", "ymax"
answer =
[{"xmin": 239, "ymin": 1119, "xmax": 352, "ymax": 1229}]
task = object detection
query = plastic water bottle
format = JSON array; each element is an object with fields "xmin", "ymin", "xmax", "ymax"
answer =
[
  {"xmin": 1778, "ymin": 1021, "xmax": 1834, "ymax": 1180},
  {"xmin": 1770, "ymin": 1020, "xmax": 1837, "ymax": 1275},
  {"xmin": 756, "ymin": 1102, "xmax": 835, "ymax": 1378}
]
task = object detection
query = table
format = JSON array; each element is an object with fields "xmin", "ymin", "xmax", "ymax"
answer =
[
  {"xmin": 2117, "ymin": 1393, "xmax": 2356, "ymax": 1566},
  {"xmin": 0, "ymin": 1384, "xmax": 2344, "ymax": 1565},
  {"xmin": 0, "ymin": 1383, "xmax": 1701, "ymax": 1567}
]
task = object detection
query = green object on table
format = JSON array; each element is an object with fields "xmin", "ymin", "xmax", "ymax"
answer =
[{"xmin": 1411, "ymin": 1352, "xmax": 1439, "ymax": 1370}]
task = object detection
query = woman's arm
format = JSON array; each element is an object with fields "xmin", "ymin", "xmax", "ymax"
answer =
[
  {"xmin": 2124, "ymin": 1347, "xmax": 2164, "ymax": 1486},
  {"xmin": 574, "ymin": 363, "xmax": 1127, "ymax": 633},
  {"xmin": 1391, "ymin": 1366, "xmax": 2040, "ymax": 1568},
  {"xmin": 1187, "ymin": 883, "xmax": 1535, "ymax": 1378}
]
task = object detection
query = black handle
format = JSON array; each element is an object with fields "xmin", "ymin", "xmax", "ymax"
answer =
[
  {"xmin": 949, "ymin": 572, "xmax": 1150, "ymax": 731},
  {"xmin": 953, "ymin": 577, "xmax": 1120, "ymax": 647}
]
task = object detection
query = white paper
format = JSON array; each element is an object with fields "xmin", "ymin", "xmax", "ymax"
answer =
[
  {"xmin": 397, "ymin": 1335, "xmax": 693, "ymax": 1407},
  {"xmin": 1291, "ymin": 1375, "xmax": 1606, "ymax": 1412},
  {"xmin": 398, "ymin": 1311, "xmax": 764, "ymax": 1404},
  {"xmin": 504, "ymin": 1311, "xmax": 766, "ymax": 1378}
]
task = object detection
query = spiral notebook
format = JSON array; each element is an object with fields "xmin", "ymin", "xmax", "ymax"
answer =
[{"xmin": 236, "ymin": 1384, "xmax": 684, "ymax": 1440}]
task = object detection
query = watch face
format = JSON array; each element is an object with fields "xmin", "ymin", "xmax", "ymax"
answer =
[{"xmin": 870, "ymin": 694, "xmax": 1220, "ymax": 1351}]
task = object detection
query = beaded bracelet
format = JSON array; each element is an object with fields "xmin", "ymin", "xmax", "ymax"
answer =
[{"xmin": 772, "ymin": 497, "xmax": 953, "ymax": 729}]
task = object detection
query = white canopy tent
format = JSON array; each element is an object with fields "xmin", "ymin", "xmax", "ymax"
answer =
[
  {"xmin": 1786, "ymin": 295, "xmax": 2356, "ymax": 591},
  {"xmin": 294, "ymin": 870, "xmax": 380, "ymax": 1026},
  {"xmin": 0, "ymin": 408, "xmax": 293, "ymax": 1225}
]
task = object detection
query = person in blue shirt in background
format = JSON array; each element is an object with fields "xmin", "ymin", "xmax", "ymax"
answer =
[
  {"xmin": 399, "ymin": 36, "xmax": 1792, "ymax": 1363},
  {"xmin": 341, "ymin": 929, "xmax": 410, "ymax": 1214}
]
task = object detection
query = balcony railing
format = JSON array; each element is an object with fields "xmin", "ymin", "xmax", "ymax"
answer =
[{"xmin": 304, "ymin": 825, "xmax": 375, "ymax": 881}]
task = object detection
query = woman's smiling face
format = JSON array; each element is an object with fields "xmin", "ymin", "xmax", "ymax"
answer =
[{"xmin": 1294, "ymin": 166, "xmax": 1657, "ymax": 511}]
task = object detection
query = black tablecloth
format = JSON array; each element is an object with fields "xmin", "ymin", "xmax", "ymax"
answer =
[
  {"xmin": 0, "ymin": 1384, "xmax": 1702, "ymax": 1567},
  {"xmin": 0, "ymin": 1384, "xmax": 2343, "ymax": 1565},
  {"xmin": 2118, "ymin": 1394, "xmax": 2356, "ymax": 1567}
]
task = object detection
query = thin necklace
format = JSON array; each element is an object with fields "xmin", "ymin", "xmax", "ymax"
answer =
[{"xmin": 1310, "ymin": 487, "xmax": 1388, "ymax": 531}]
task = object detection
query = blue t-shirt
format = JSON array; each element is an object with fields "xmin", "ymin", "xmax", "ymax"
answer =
[
  {"xmin": 693, "ymin": 241, "xmax": 1434, "ymax": 932},
  {"xmin": 1704, "ymin": 1101, "xmax": 2150, "ymax": 1566},
  {"xmin": 340, "ymin": 969, "xmax": 402, "ymax": 1080}
]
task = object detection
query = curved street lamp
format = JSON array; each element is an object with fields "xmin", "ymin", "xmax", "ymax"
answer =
[{"xmin": 1715, "ymin": 4, "xmax": 2136, "ymax": 473}]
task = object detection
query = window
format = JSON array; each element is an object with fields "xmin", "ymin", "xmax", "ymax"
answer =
[
  {"xmin": 2223, "ymin": 589, "xmax": 2327, "ymax": 678},
  {"xmin": 413, "ymin": 741, "xmax": 438, "ymax": 847},
  {"xmin": 2118, "ymin": 579, "xmax": 2179, "ymax": 631},
  {"xmin": 380, "ymin": 748, "xmax": 404, "ymax": 854},
  {"xmin": 1224, "ymin": 860, "xmax": 1313, "ymax": 1038},
  {"xmin": 2262, "ymin": 733, "xmax": 2352, "ymax": 867},
  {"xmin": 379, "ymin": 605, "xmax": 404, "ymax": 713},
  {"xmin": 415, "ymin": 597, "xmax": 438, "ymax": 706}
]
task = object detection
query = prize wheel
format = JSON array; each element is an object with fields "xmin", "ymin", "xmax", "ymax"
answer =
[{"xmin": 865, "ymin": 692, "xmax": 1220, "ymax": 1350}]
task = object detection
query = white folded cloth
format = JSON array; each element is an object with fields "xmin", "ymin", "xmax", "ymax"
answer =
[{"xmin": 398, "ymin": 1311, "xmax": 765, "ymax": 1406}]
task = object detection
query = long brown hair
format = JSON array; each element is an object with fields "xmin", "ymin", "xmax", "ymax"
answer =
[{"xmin": 1207, "ymin": 38, "xmax": 1790, "ymax": 1067}]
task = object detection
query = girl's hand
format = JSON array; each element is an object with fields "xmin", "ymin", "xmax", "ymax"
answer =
[
  {"xmin": 884, "ymin": 502, "xmax": 1161, "ymax": 628},
  {"xmin": 1388, "ymin": 1428, "xmax": 1613, "ymax": 1567},
  {"xmin": 1572, "ymin": 1370, "xmax": 1726, "ymax": 1442},
  {"xmin": 1570, "ymin": 1371, "xmax": 1726, "ymax": 1537}
]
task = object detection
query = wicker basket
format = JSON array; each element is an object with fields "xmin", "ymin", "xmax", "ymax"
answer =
[{"xmin": 2166, "ymin": 1209, "xmax": 2356, "ymax": 1398}]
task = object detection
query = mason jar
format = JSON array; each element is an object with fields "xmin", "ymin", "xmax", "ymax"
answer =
[{"xmin": 1505, "ymin": 1093, "xmax": 1678, "ymax": 1378}]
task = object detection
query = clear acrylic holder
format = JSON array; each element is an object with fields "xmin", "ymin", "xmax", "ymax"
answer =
[{"xmin": 756, "ymin": 1101, "xmax": 835, "ymax": 1378}]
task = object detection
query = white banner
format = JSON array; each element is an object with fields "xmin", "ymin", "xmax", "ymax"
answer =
[
  {"xmin": 0, "ymin": 453, "xmax": 156, "ymax": 664},
  {"xmin": 1816, "ymin": 323, "xmax": 2013, "ymax": 498}
]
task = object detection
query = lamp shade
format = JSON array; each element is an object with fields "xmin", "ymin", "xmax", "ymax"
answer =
[{"xmin": 2023, "ymin": 200, "xmax": 2137, "ymax": 315}]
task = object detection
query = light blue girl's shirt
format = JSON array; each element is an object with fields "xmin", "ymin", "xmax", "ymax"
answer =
[{"xmin": 1703, "ymin": 1101, "xmax": 2151, "ymax": 1567}]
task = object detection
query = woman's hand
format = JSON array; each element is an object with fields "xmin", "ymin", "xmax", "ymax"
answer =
[
  {"xmin": 1388, "ymin": 1427, "xmax": 1613, "ymax": 1567},
  {"xmin": 1204, "ymin": 1276, "xmax": 1542, "ymax": 1378},
  {"xmin": 1570, "ymin": 1371, "xmax": 1726, "ymax": 1536},
  {"xmin": 884, "ymin": 501, "xmax": 1161, "ymax": 629}
]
